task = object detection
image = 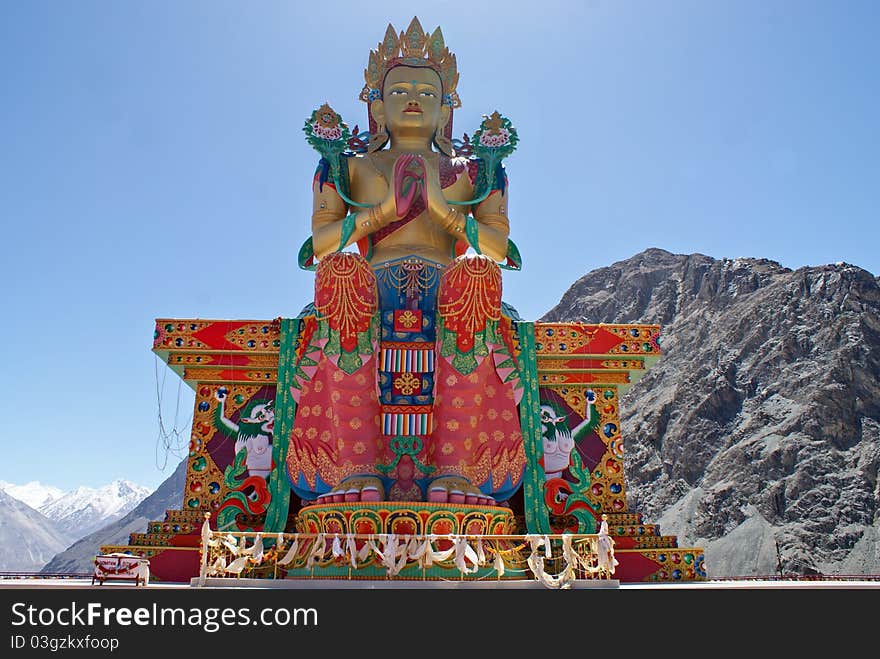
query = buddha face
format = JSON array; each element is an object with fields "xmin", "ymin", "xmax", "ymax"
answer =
[{"xmin": 372, "ymin": 65, "xmax": 449, "ymax": 142}]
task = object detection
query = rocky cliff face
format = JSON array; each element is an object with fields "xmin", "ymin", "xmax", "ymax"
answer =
[{"xmin": 542, "ymin": 248, "xmax": 880, "ymax": 577}]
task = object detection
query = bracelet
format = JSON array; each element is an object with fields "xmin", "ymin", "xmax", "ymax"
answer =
[
  {"xmin": 442, "ymin": 207, "xmax": 466, "ymax": 233},
  {"xmin": 465, "ymin": 215, "xmax": 482, "ymax": 254},
  {"xmin": 373, "ymin": 204, "xmax": 387, "ymax": 228},
  {"xmin": 360, "ymin": 205, "xmax": 386, "ymax": 231}
]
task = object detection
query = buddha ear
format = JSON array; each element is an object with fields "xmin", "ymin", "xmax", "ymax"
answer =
[
  {"xmin": 434, "ymin": 105, "xmax": 454, "ymax": 157},
  {"xmin": 370, "ymin": 99, "xmax": 385, "ymax": 125},
  {"xmin": 368, "ymin": 100, "xmax": 389, "ymax": 153}
]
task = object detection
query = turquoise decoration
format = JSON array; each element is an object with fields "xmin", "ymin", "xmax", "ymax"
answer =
[
  {"xmin": 298, "ymin": 237, "xmax": 316, "ymax": 271},
  {"xmin": 503, "ymin": 238, "xmax": 522, "ymax": 271},
  {"xmin": 261, "ymin": 318, "xmax": 302, "ymax": 533},
  {"xmin": 557, "ymin": 452, "xmax": 599, "ymax": 534},
  {"xmin": 472, "ymin": 111, "xmax": 519, "ymax": 163},
  {"xmin": 450, "ymin": 111, "xmax": 519, "ymax": 207},
  {"xmin": 300, "ymin": 104, "xmax": 371, "ymax": 270},
  {"xmin": 215, "ymin": 451, "xmax": 249, "ymax": 531},
  {"xmin": 338, "ymin": 213, "xmax": 356, "ymax": 252},
  {"xmin": 303, "ymin": 104, "xmax": 352, "ymax": 185},
  {"xmin": 517, "ymin": 322, "xmax": 552, "ymax": 534},
  {"xmin": 376, "ymin": 435, "xmax": 436, "ymax": 475},
  {"xmin": 303, "ymin": 104, "xmax": 371, "ymax": 209},
  {"xmin": 447, "ymin": 112, "xmax": 523, "ymax": 271},
  {"xmin": 462, "ymin": 204, "xmax": 522, "ymax": 272},
  {"xmin": 465, "ymin": 215, "xmax": 481, "ymax": 255}
]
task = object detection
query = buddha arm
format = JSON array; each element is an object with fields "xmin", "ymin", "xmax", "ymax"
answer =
[
  {"xmin": 310, "ymin": 163, "xmax": 395, "ymax": 260},
  {"xmin": 426, "ymin": 161, "xmax": 510, "ymax": 263},
  {"xmin": 469, "ymin": 188, "xmax": 510, "ymax": 262}
]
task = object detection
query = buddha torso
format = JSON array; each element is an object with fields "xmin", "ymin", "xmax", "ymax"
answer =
[{"xmin": 348, "ymin": 150, "xmax": 473, "ymax": 266}]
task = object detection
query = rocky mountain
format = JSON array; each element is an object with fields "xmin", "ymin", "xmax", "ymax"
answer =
[
  {"xmin": 38, "ymin": 479, "xmax": 151, "ymax": 539},
  {"xmin": 41, "ymin": 459, "xmax": 186, "ymax": 575},
  {"xmin": 0, "ymin": 489, "xmax": 73, "ymax": 572},
  {"xmin": 542, "ymin": 248, "xmax": 880, "ymax": 577},
  {"xmin": 0, "ymin": 481, "xmax": 65, "ymax": 510}
]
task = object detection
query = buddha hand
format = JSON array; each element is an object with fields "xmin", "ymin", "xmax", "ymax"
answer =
[{"xmin": 393, "ymin": 153, "xmax": 428, "ymax": 219}]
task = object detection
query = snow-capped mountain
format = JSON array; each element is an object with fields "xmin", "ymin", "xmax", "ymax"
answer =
[
  {"xmin": 0, "ymin": 480, "xmax": 65, "ymax": 510},
  {"xmin": 43, "ymin": 460, "xmax": 186, "ymax": 575},
  {"xmin": 0, "ymin": 478, "xmax": 153, "ymax": 571},
  {"xmin": 0, "ymin": 489, "xmax": 73, "ymax": 572},
  {"xmin": 38, "ymin": 479, "xmax": 152, "ymax": 539}
]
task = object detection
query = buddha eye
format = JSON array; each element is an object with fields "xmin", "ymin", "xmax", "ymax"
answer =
[
  {"xmin": 419, "ymin": 90, "xmax": 436, "ymax": 97},
  {"xmin": 389, "ymin": 89, "xmax": 408, "ymax": 95}
]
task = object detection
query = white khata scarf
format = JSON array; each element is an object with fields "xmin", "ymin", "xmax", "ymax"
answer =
[
  {"xmin": 306, "ymin": 533, "xmax": 326, "ymax": 569},
  {"xmin": 526, "ymin": 535, "xmax": 577, "ymax": 589},
  {"xmin": 276, "ymin": 536, "xmax": 300, "ymax": 566}
]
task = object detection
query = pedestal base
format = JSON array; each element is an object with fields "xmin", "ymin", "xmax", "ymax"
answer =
[
  {"xmin": 280, "ymin": 501, "xmax": 520, "ymax": 580},
  {"xmin": 296, "ymin": 501, "xmax": 517, "ymax": 536}
]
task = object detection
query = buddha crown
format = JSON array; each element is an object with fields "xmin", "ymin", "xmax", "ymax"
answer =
[{"xmin": 359, "ymin": 17, "xmax": 461, "ymax": 109}]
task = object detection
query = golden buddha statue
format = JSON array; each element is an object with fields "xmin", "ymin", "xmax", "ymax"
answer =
[{"xmin": 286, "ymin": 17, "xmax": 525, "ymax": 509}]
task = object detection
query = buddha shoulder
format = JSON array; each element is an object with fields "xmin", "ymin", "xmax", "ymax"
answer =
[{"xmin": 346, "ymin": 153, "xmax": 387, "ymax": 186}]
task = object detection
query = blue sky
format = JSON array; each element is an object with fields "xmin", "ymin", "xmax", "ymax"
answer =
[{"xmin": 1, "ymin": 1, "xmax": 877, "ymax": 493}]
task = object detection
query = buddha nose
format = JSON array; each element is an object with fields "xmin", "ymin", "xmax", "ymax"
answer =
[{"xmin": 406, "ymin": 100, "xmax": 420, "ymax": 109}]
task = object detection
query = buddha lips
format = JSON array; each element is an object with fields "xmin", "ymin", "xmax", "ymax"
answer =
[{"xmin": 393, "ymin": 153, "xmax": 429, "ymax": 219}]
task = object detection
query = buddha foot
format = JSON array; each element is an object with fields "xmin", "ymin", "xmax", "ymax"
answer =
[
  {"xmin": 316, "ymin": 476, "xmax": 385, "ymax": 504},
  {"xmin": 426, "ymin": 476, "xmax": 494, "ymax": 506}
]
